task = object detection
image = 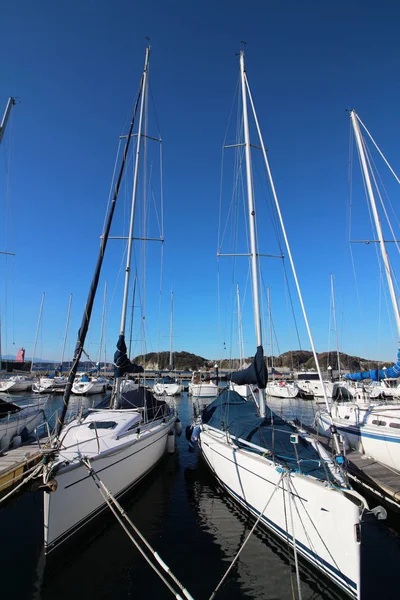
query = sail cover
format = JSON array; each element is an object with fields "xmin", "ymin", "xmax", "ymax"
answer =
[
  {"xmin": 226, "ymin": 345, "xmax": 268, "ymax": 388},
  {"xmin": 113, "ymin": 335, "xmax": 144, "ymax": 378},
  {"xmin": 344, "ymin": 348, "xmax": 400, "ymax": 381}
]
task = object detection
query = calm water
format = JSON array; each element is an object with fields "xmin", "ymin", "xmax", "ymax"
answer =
[{"xmin": 1, "ymin": 391, "xmax": 399, "ymax": 600}]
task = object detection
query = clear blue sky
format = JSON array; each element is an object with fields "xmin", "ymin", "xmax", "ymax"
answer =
[{"xmin": 1, "ymin": 0, "xmax": 400, "ymax": 365}]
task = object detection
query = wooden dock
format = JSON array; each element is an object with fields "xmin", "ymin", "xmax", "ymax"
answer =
[{"xmin": 0, "ymin": 443, "xmax": 43, "ymax": 499}]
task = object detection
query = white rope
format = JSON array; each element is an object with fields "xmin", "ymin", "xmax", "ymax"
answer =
[
  {"xmin": 81, "ymin": 458, "xmax": 194, "ymax": 600},
  {"xmin": 208, "ymin": 470, "xmax": 286, "ymax": 600}
]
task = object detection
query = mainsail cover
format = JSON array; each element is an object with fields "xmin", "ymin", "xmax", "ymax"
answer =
[
  {"xmin": 114, "ymin": 334, "xmax": 144, "ymax": 378},
  {"xmin": 226, "ymin": 345, "xmax": 268, "ymax": 389},
  {"xmin": 344, "ymin": 348, "xmax": 400, "ymax": 381}
]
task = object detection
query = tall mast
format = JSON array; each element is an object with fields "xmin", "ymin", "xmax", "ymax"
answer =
[
  {"xmin": 330, "ymin": 275, "xmax": 341, "ymax": 376},
  {"xmin": 239, "ymin": 51, "xmax": 265, "ymax": 417},
  {"xmin": 0, "ymin": 97, "xmax": 16, "ymax": 146},
  {"xmin": 60, "ymin": 293, "xmax": 73, "ymax": 368},
  {"xmin": 350, "ymin": 110, "xmax": 400, "ymax": 339},
  {"xmin": 169, "ymin": 290, "xmax": 174, "ymax": 371},
  {"xmin": 98, "ymin": 281, "xmax": 107, "ymax": 366},
  {"xmin": 31, "ymin": 292, "xmax": 45, "ymax": 374},
  {"xmin": 268, "ymin": 287, "xmax": 274, "ymax": 377},
  {"xmin": 236, "ymin": 284, "xmax": 244, "ymax": 369},
  {"xmin": 119, "ymin": 47, "xmax": 149, "ymax": 337}
]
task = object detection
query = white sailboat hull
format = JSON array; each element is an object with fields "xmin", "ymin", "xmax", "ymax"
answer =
[
  {"xmin": 0, "ymin": 403, "xmax": 45, "ymax": 450},
  {"xmin": 199, "ymin": 426, "xmax": 363, "ymax": 598},
  {"xmin": 44, "ymin": 413, "xmax": 176, "ymax": 554}
]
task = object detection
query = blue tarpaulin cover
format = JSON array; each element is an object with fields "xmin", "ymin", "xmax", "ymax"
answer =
[{"xmin": 344, "ymin": 348, "xmax": 400, "ymax": 381}]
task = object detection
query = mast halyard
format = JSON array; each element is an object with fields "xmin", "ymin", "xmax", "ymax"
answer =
[
  {"xmin": 350, "ymin": 110, "xmax": 400, "ymax": 340},
  {"xmin": 31, "ymin": 292, "xmax": 45, "ymax": 375},
  {"xmin": 239, "ymin": 51, "xmax": 266, "ymax": 417}
]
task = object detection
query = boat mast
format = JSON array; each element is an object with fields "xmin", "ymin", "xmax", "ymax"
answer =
[
  {"xmin": 114, "ymin": 46, "xmax": 149, "ymax": 406},
  {"xmin": 31, "ymin": 292, "xmax": 45, "ymax": 374},
  {"xmin": 169, "ymin": 290, "xmax": 174, "ymax": 371},
  {"xmin": 239, "ymin": 50, "xmax": 265, "ymax": 417},
  {"xmin": 60, "ymin": 293, "xmax": 72, "ymax": 369},
  {"xmin": 0, "ymin": 97, "xmax": 16, "ymax": 146},
  {"xmin": 268, "ymin": 287, "xmax": 274, "ymax": 379},
  {"xmin": 236, "ymin": 284, "xmax": 245, "ymax": 369},
  {"xmin": 350, "ymin": 110, "xmax": 400, "ymax": 339},
  {"xmin": 330, "ymin": 275, "xmax": 341, "ymax": 376},
  {"xmin": 97, "ymin": 281, "xmax": 107, "ymax": 367}
]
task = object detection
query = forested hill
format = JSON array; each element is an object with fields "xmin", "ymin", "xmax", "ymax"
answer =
[{"xmin": 133, "ymin": 350, "xmax": 386, "ymax": 372}]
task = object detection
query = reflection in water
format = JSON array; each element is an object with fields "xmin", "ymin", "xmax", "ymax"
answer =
[{"xmin": 0, "ymin": 392, "xmax": 399, "ymax": 599}]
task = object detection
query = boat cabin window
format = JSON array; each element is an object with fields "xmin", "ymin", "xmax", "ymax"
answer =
[
  {"xmin": 389, "ymin": 422, "xmax": 400, "ymax": 429},
  {"xmin": 371, "ymin": 420, "xmax": 386, "ymax": 426},
  {"xmin": 88, "ymin": 421, "xmax": 117, "ymax": 430}
]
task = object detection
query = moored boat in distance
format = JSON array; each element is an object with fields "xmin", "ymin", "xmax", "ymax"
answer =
[{"xmin": 188, "ymin": 371, "xmax": 218, "ymax": 398}]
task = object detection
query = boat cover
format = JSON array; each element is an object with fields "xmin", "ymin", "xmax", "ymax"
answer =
[
  {"xmin": 344, "ymin": 348, "xmax": 400, "ymax": 381},
  {"xmin": 202, "ymin": 388, "xmax": 333, "ymax": 481},
  {"xmin": 226, "ymin": 345, "xmax": 268, "ymax": 389}
]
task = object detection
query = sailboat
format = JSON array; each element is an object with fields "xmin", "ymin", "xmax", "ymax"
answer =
[
  {"xmin": 317, "ymin": 110, "xmax": 400, "ymax": 473},
  {"xmin": 41, "ymin": 47, "xmax": 178, "ymax": 555},
  {"xmin": 189, "ymin": 52, "xmax": 379, "ymax": 599},
  {"xmin": 153, "ymin": 291, "xmax": 184, "ymax": 396}
]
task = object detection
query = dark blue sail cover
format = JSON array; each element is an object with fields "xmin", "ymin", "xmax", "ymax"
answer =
[
  {"xmin": 227, "ymin": 345, "xmax": 268, "ymax": 389},
  {"xmin": 201, "ymin": 388, "xmax": 334, "ymax": 481},
  {"xmin": 113, "ymin": 334, "xmax": 144, "ymax": 378},
  {"xmin": 345, "ymin": 348, "xmax": 400, "ymax": 381}
]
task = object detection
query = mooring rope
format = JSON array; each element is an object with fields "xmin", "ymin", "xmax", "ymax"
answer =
[{"xmin": 81, "ymin": 458, "xmax": 194, "ymax": 600}]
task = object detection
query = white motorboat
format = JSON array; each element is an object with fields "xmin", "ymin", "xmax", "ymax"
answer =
[
  {"xmin": 153, "ymin": 375, "xmax": 184, "ymax": 396},
  {"xmin": 188, "ymin": 371, "xmax": 218, "ymax": 398},
  {"xmin": 266, "ymin": 380, "xmax": 299, "ymax": 399},
  {"xmin": 42, "ymin": 47, "xmax": 178, "ymax": 555}
]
